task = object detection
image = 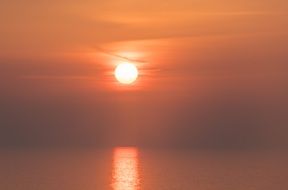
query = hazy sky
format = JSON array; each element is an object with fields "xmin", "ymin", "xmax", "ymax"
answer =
[{"xmin": 0, "ymin": 0, "xmax": 287, "ymax": 148}]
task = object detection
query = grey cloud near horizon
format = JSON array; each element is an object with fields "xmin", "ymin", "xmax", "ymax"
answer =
[{"xmin": 1, "ymin": 36, "xmax": 288, "ymax": 149}]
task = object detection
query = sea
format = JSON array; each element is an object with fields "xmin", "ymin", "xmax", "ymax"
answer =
[{"xmin": 1, "ymin": 147, "xmax": 287, "ymax": 190}]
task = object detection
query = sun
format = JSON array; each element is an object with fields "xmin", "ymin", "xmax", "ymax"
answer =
[{"xmin": 114, "ymin": 62, "xmax": 138, "ymax": 84}]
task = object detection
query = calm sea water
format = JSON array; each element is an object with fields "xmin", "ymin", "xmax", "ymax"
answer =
[{"xmin": 1, "ymin": 148, "xmax": 287, "ymax": 190}]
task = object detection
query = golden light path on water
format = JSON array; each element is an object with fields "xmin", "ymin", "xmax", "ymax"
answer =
[{"xmin": 112, "ymin": 147, "xmax": 140, "ymax": 190}]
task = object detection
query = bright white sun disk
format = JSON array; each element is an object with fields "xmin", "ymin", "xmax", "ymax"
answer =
[{"xmin": 114, "ymin": 63, "xmax": 138, "ymax": 84}]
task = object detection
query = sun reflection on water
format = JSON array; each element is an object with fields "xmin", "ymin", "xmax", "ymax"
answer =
[{"xmin": 112, "ymin": 147, "xmax": 140, "ymax": 190}]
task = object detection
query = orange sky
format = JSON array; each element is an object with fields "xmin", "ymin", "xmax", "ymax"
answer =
[
  {"xmin": 0, "ymin": 0, "xmax": 287, "ymax": 148},
  {"xmin": 1, "ymin": 0, "xmax": 287, "ymax": 54}
]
